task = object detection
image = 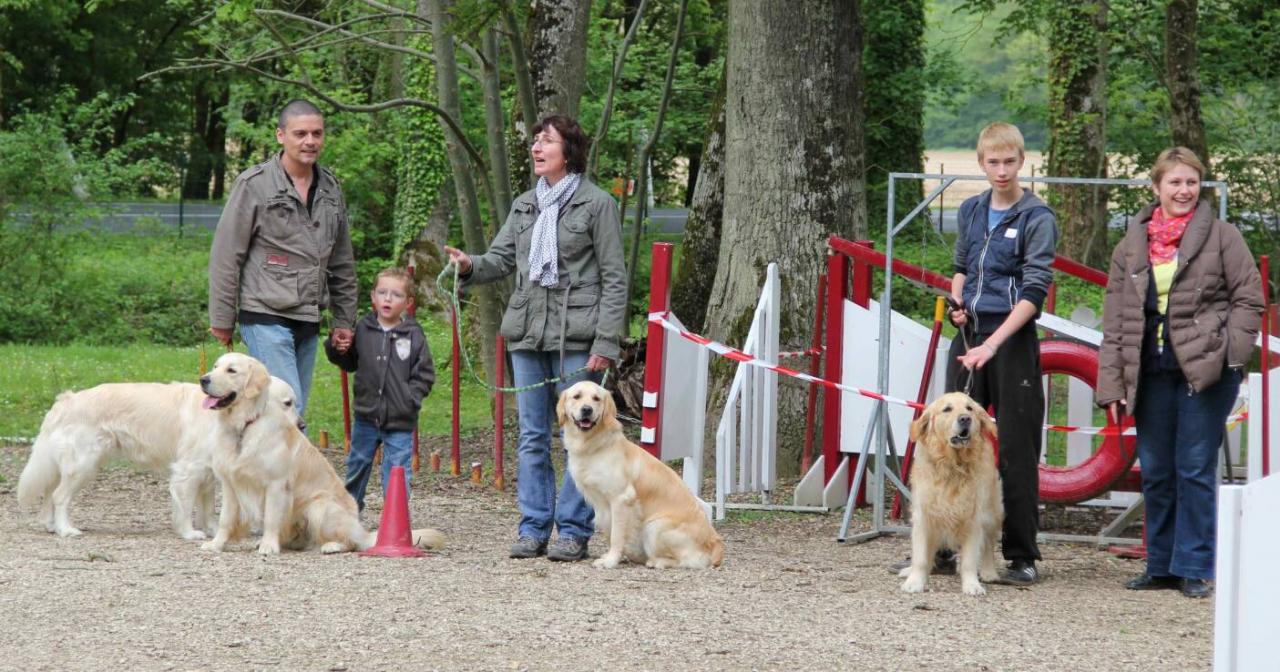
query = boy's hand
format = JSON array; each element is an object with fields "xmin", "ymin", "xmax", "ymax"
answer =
[
  {"xmin": 586, "ymin": 354, "xmax": 612, "ymax": 372},
  {"xmin": 946, "ymin": 294, "xmax": 967, "ymax": 327},
  {"xmin": 442, "ymin": 246, "xmax": 472, "ymax": 275},
  {"xmin": 209, "ymin": 326, "xmax": 233, "ymax": 348},
  {"xmin": 331, "ymin": 328, "xmax": 354, "ymax": 353}
]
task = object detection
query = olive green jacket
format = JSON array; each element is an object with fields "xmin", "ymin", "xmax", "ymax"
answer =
[
  {"xmin": 464, "ymin": 178, "xmax": 627, "ymax": 361},
  {"xmin": 208, "ymin": 153, "xmax": 358, "ymax": 330}
]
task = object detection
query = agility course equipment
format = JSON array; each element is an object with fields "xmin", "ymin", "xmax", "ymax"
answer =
[{"xmin": 360, "ymin": 465, "xmax": 427, "ymax": 558}]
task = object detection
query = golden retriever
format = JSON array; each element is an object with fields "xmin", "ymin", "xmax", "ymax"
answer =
[
  {"xmin": 900, "ymin": 392, "xmax": 1003, "ymax": 596},
  {"xmin": 15, "ymin": 375, "xmax": 300, "ymax": 540},
  {"xmin": 558, "ymin": 381, "xmax": 724, "ymax": 569},
  {"xmin": 198, "ymin": 353, "xmax": 443, "ymax": 555}
]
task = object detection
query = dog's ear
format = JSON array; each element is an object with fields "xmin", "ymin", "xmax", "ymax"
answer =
[
  {"xmin": 601, "ymin": 384, "xmax": 619, "ymax": 429},
  {"xmin": 909, "ymin": 404, "xmax": 933, "ymax": 443},
  {"xmin": 244, "ymin": 359, "xmax": 270, "ymax": 400},
  {"xmin": 976, "ymin": 405, "xmax": 997, "ymax": 441},
  {"xmin": 555, "ymin": 388, "xmax": 569, "ymax": 428}
]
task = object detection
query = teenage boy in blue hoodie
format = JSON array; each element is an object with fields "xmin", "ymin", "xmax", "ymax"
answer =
[
  {"xmin": 325, "ymin": 268, "xmax": 435, "ymax": 514},
  {"xmin": 945, "ymin": 122, "xmax": 1058, "ymax": 586}
]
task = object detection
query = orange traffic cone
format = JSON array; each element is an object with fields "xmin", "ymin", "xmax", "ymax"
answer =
[{"xmin": 360, "ymin": 465, "xmax": 427, "ymax": 558}]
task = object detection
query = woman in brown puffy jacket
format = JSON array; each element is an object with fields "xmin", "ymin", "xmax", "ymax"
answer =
[{"xmin": 1097, "ymin": 147, "xmax": 1264, "ymax": 599}]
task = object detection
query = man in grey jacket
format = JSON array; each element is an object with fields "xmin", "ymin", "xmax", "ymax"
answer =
[{"xmin": 207, "ymin": 99, "xmax": 358, "ymax": 417}]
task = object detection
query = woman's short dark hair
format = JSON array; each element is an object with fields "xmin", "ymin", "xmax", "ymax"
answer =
[{"xmin": 532, "ymin": 115, "xmax": 590, "ymax": 175}]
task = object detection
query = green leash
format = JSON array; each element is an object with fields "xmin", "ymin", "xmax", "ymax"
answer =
[{"xmin": 437, "ymin": 262, "xmax": 600, "ymax": 394}]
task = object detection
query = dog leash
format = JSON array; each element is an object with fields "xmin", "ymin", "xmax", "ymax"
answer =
[{"xmin": 436, "ymin": 261, "xmax": 614, "ymax": 396}]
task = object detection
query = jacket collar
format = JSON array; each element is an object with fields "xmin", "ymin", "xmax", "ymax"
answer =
[
  {"xmin": 267, "ymin": 152, "xmax": 336, "ymax": 202},
  {"xmin": 514, "ymin": 176, "xmax": 594, "ymax": 211},
  {"xmin": 978, "ymin": 187, "xmax": 1047, "ymax": 217},
  {"xmin": 360, "ymin": 312, "xmax": 418, "ymax": 334},
  {"xmin": 1124, "ymin": 200, "xmax": 1214, "ymax": 272}
]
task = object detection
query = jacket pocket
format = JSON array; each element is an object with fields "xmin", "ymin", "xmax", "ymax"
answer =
[
  {"xmin": 558, "ymin": 207, "xmax": 593, "ymax": 258},
  {"xmin": 256, "ymin": 263, "xmax": 302, "ymax": 311},
  {"xmin": 564, "ymin": 285, "xmax": 600, "ymax": 342},
  {"xmin": 500, "ymin": 292, "xmax": 530, "ymax": 341}
]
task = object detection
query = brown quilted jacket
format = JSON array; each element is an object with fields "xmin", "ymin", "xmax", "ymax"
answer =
[{"xmin": 1097, "ymin": 200, "xmax": 1264, "ymax": 408}]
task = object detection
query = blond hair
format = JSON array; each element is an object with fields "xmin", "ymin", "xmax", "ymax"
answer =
[
  {"xmin": 1151, "ymin": 146, "xmax": 1206, "ymax": 184},
  {"xmin": 976, "ymin": 122, "xmax": 1026, "ymax": 161},
  {"xmin": 375, "ymin": 267, "xmax": 414, "ymax": 299}
]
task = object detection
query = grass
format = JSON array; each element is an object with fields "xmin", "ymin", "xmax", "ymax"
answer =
[{"xmin": 0, "ymin": 314, "xmax": 494, "ymax": 441}]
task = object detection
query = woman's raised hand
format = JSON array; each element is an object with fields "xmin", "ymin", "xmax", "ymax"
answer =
[{"xmin": 442, "ymin": 245, "xmax": 472, "ymax": 275}]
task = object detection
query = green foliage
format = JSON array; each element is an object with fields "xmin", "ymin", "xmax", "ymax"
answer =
[
  {"xmin": 865, "ymin": 0, "xmax": 927, "ymax": 228},
  {"xmin": 392, "ymin": 35, "xmax": 452, "ymax": 258},
  {"xmin": 580, "ymin": 0, "xmax": 726, "ymax": 205},
  {"xmin": 924, "ymin": 0, "xmax": 1048, "ymax": 150}
]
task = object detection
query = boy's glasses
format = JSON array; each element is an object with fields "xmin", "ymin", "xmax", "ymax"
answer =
[{"xmin": 374, "ymin": 288, "xmax": 406, "ymax": 300}]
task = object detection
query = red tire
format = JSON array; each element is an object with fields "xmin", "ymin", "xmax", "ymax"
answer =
[{"xmin": 1037, "ymin": 339, "xmax": 1138, "ymax": 504}]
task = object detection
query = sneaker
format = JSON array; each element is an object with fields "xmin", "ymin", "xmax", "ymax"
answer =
[
  {"xmin": 1125, "ymin": 574, "xmax": 1180, "ymax": 591},
  {"xmin": 887, "ymin": 551, "xmax": 957, "ymax": 575},
  {"xmin": 547, "ymin": 536, "xmax": 590, "ymax": 562},
  {"xmin": 1180, "ymin": 578, "xmax": 1212, "ymax": 599},
  {"xmin": 993, "ymin": 559, "xmax": 1039, "ymax": 586},
  {"xmin": 508, "ymin": 536, "xmax": 548, "ymax": 559}
]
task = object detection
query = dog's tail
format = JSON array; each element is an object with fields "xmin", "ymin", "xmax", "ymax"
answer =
[
  {"xmin": 17, "ymin": 392, "xmax": 78, "ymax": 507},
  {"xmin": 411, "ymin": 528, "xmax": 447, "ymax": 551}
]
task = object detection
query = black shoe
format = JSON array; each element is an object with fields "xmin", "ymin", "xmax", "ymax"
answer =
[
  {"xmin": 1125, "ymin": 574, "xmax": 1180, "ymax": 591},
  {"xmin": 509, "ymin": 536, "xmax": 548, "ymax": 559},
  {"xmin": 547, "ymin": 536, "xmax": 590, "ymax": 562},
  {"xmin": 993, "ymin": 559, "xmax": 1039, "ymax": 586},
  {"xmin": 887, "ymin": 551, "xmax": 957, "ymax": 575},
  {"xmin": 1180, "ymin": 578, "xmax": 1212, "ymax": 599}
]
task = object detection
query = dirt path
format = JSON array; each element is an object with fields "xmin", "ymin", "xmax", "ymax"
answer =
[{"xmin": 0, "ymin": 443, "xmax": 1211, "ymax": 672}]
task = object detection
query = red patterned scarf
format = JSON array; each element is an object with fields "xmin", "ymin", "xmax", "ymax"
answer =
[{"xmin": 1147, "ymin": 206, "xmax": 1192, "ymax": 265}]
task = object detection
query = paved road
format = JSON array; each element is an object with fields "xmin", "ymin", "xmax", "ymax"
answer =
[{"xmin": 92, "ymin": 202, "xmax": 691, "ymax": 234}]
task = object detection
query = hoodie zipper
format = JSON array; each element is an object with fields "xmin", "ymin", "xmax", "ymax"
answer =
[{"xmin": 969, "ymin": 218, "xmax": 1002, "ymax": 334}]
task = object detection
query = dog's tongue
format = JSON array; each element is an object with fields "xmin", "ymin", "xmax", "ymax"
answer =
[{"xmin": 202, "ymin": 395, "xmax": 221, "ymax": 410}]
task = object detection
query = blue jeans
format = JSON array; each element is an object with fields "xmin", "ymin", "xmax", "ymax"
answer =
[
  {"xmin": 1134, "ymin": 368, "xmax": 1241, "ymax": 580},
  {"xmin": 510, "ymin": 349, "xmax": 597, "ymax": 542},
  {"xmin": 346, "ymin": 417, "xmax": 414, "ymax": 514},
  {"xmin": 239, "ymin": 322, "xmax": 319, "ymax": 417}
]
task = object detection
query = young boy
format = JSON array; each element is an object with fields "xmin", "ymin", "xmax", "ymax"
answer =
[
  {"xmin": 325, "ymin": 268, "xmax": 436, "ymax": 514},
  {"xmin": 945, "ymin": 122, "xmax": 1058, "ymax": 585}
]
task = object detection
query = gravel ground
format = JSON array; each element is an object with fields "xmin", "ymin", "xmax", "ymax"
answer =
[{"xmin": 0, "ymin": 442, "xmax": 1211, "ymax": 672}]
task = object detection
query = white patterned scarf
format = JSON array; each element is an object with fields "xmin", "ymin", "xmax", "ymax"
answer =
[{"xmin": 528, "ymin": 172, "xmax": 582, "ymax": 288}]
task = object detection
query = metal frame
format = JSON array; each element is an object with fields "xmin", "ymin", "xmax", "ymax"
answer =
[{"xmin": 838, "ymin": 172, "xmax": 1230, "ymax": 544}]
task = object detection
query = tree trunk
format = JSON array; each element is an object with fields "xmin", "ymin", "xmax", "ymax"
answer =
[
  {"xmin": 669, "ymin": 66, "xmax": 726, "ymax": 334},
  {"xmin": 427, "ymin": 0, "xmax": 500, "ymax": 383},
  {"xmin": 1046, "ymin": 0, "xmax": 1108, "ymax": 268},
  {"xmin": 863, "ymin": 0, "xmax": 925, "ymax": 230},
  {"xmin": 527, "ymin": 0, "xmax": 594, "ymax": 119},
  {"xmin": 707, "ymin": 0, "xmax": 866, "ymax": 475},
  {"xmin": 482, "ymin": 26, "xmax": 514, "ymax": 229},
  {"xmin": 1165, "ymin": 0, "xmax": 1209, "ymax": 169},
  {"xmin": 184, "ymin": 81, "xmax": 227, "ymax": 200}
]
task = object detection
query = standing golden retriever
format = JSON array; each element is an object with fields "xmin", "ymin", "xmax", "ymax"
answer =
[
  {"xmin": 199, "ymin": 353, "xmax": 377, "ymax": 554},
  {"xmin": 558, "ymin": 381, "xmax": 723, "ymax": 569},
  {"xmin": 900, "ymin": 392, "xmax": 1003, "ymax": 596},
  {"xmin": 16, "ymin": 375, "xmax": 299, "ymax": 540}
]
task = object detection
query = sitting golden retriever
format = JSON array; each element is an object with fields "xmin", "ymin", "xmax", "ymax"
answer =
[
  {"xmin": 558, "ymin": 381, "xmax": 723, "ymax": 569},
  {"xmin": 900, "ymin": 392, "xmax": 1003, "ymax": 596},
  {"xmin": 199, "ymin": 353, "xmax": 378, "ymax": 554},
  {"xmin": 16, "ymin": 375, "xmax": 299, "ymax": 540}
]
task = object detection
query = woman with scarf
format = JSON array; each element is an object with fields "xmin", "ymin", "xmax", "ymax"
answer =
[
  {"xmin": 444, "ymin": 115, "xmax": 626, "ymax": 562},
  {"xmin": 1097, "ymin": 147, "xmax": 1264, "ymax": 598}
]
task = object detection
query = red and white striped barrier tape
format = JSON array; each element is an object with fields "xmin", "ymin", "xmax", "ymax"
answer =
[{"xmin": 649, "ymin": 312, "xmax": 1253, "ymax": 436}]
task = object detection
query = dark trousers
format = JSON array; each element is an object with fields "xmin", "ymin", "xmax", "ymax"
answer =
[
  {"xmin": 1134, "ymin": 368, "xmax": 1240, "ymax": 580},
  {"xmin": 946, "ymin": 324, "xmax": 1044, "ymax": 562}
]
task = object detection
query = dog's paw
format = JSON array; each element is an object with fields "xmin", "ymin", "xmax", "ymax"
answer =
[
  {"xmin": 320, "ymin": 541, "xmax": 346, "ymax": 554},
  {"xmin": 182, "ymin": 529, "xmax": 208, "ymax": 541},
  {"xmin": 200, "ymin": 539, "xmax": 224, "ymax": 552},
  {"xmin": 900, "ymin": 572, "xmax": 928, "ymax": 594},
  {"xmin": 963, "ymin": 578, "xmax": 987, "ymax": 597},
  {"xmin": 257, "ymin": 541, "xmax": 280, "ymax": 555},
  {"xmin": 593, "ymin": 554, "xmax": 621, "ymax": 569},
  {"xmin": 897, "ymin": 565, "xmax": 913, "ymax": 578},
  {"xmin": 56, "ymin": 526, "xmax": 83, "ymax": 538}
]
